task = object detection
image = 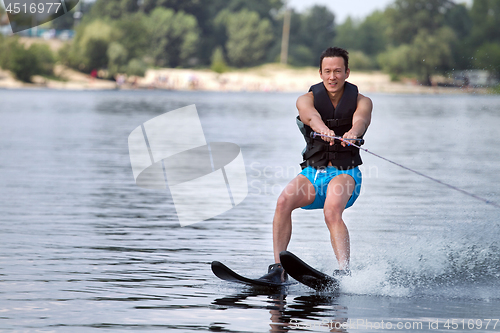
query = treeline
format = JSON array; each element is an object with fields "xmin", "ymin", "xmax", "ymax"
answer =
[
  {"xmin": 1, "ymin": 0, "xmax": 499, "ymax": 85},
  {"xmin": 336, "ymin": 0, "xmax": 500, "ymax": 84},
  {"xmin": 57, "ymin": 0, "xmax": 337, "ymax": 77},
  {"xmin": 63, "ymin": 0, "xmax": 499, "ymax": 85},
  {"xmin": 0, "ymin": 35, "xmax": 56, "ymax": 82}
]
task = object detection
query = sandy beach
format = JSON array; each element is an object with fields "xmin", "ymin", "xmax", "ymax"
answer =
[{"xmin": 1, "ymin": 63, "xmax": 479, "ymax": 94}]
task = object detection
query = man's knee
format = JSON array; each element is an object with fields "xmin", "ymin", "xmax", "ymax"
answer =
[
  {"xmin": 276, "ymin": 192, "xmax": 293, "ymax": 213},
  {"xmin": 323, "ymin": 204, "xmax": 344, "ymax": 226}
]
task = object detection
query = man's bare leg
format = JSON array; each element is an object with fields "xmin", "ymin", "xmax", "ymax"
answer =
[
  {"xmin": 323, "ymin": 174, "xmax": 356, "ymax": 270},
  {"xmin": 272, "ymin": 174, "xmax": 315, "ymax": 263}
]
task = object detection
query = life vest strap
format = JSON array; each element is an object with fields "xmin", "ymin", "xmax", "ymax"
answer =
[{"xmin": 326, "ymin": 118, "xmax": 351, "ymax": 127}]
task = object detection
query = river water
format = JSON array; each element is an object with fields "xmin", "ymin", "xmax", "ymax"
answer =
[{"xmin": 1, "ymin": 89, "xmax": 500, "ymax": 332}]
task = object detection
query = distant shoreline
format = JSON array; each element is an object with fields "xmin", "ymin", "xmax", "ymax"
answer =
[{"xmin": 0, "ymin": 63, "xmax": 488, "ymax": 95}]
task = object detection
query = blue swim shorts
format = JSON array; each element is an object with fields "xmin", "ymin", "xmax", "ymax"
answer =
[{"xmin": 299, "ymin": 166, "xmax": 362, "ymax": 210}]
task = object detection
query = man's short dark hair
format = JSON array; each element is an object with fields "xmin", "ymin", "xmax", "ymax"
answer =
[{"xmin": 319, "ymin": 47, "xmax": 349, "ymax": 73}]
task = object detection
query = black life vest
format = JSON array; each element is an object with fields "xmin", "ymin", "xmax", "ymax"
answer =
[{"xmin": 297, "ymin": 81, "xmax": 363, "ymax": 170}]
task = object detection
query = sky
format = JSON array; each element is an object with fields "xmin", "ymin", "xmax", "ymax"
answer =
[{"xmin": 287, "ymin": 0, "xmax": 474, "ymax": 24}]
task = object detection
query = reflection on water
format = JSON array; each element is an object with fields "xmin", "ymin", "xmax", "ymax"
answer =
[
  {"xmin": 1, "ymin": 89, "xmax": 500, "ymax": 332},
  {"xmin": 212, "ymin": 288, "xmax": 347, "ymax": 333}
]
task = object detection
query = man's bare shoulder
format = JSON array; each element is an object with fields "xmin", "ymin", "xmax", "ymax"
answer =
[
  {"xmin": 296, "ymin": 91, "xmax": 314, "ymax": 108},
  {"xmin": 357, "ymin": 93, "xmax": 372, "ymax": 103},
  {"xmin": 357, "ymin": 93, "xmax": 373, "ymax": 110},
  {"xmin": 298, "ymin": 91, "xmax": 314, "ymax": 99}
]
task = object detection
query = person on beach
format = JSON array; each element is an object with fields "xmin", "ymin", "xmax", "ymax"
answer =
[{"xmin": 260, "ymin": 47, "xmax": 373, "ymax": 282}]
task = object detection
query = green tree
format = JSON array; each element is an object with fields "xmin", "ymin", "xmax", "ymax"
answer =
[
  {"xmin": 142, "ymin": 0, "xmax": 282, "ymax": 21},
  {"xmin": 357, "ymin": 11, "xmax": 389, "ymax": 56},
  {"xmin": 349, "ymin": 51, "xmax": 375, "ymax": 71},
  {"xmin": 280, "ymin": 10, "xmax": 314, "ymax": 66},
  {"xmin": 0, "ymin": 38, "xmax": 54, "ymax": 82},
  {"xmin": 145, "ymin": 7, "xmax": 200, "ymax": 67},
  {"xmin": 444, "ymin": 3, "xmax": 472, "ymax": 40},
  {"xmin": 299, "ymin": 5, "xmax": 336, "ymax": 67},
  {"xmin": 86, "ymin": 0, "xmax": 285, "ymax": 68},
  {"xmin": 107, "ymin": 42, "xmax": 128, "ymax": 76},
  {"xmin": 468, "ymin": 0, "xmax": 500, "ymax": 48},
  {"xmin": 28, "ymin": 43, "xmax": 56, "ymax": 76},
  {"xmin": 68, "ymin": 13, "xmax": 149, "ymax": 76},
  {"xmin": 77, "ymin": 20, "xmax": 117, "ymax": 71},
  {"xmin": 376, "ymin": 0, "xmax": 462, "ymax": 83},
  {"xmin": 278, "ymin": 5, "xmax": 336, "ymax": 67},
  {"xmin": 126, "ymin": 58, "xmax": 148, "ymax": 77},
  {"xmin": 377, "ymin": 44, "xmax": 412, "ymax": 80},
  {"xmin": 9, "ymin": 46, "xmax": 40, "ymax": 82},
  {"xmin": 113, "ymin": 13, "xmax": 149, "ymax": 61},
  {"xmin": 333, "ymin": 11, "xmax": 387, "ymax": 69},
  {"xmin": 221, "ymin": 9, "xmax": 273, "ymax": 67},
  {"xmin": 334, "ymin": 17, "xmax": 360, "ymax": 52},
  {"xmin": 60, "ymin": 19, "xmax": 118, "ymax": 72},
  {"xmin": 222, "ymin": 0, "xmax": 283, "ymax": 21},
  {"xmin": 142, "ymin": 0, "xmax": 226, "ymax": 67},
  {"xmin": 288, "ymin": 44, "xmax": 315, "ymax": 67},
  {"xmin": 141, "ymin": 0, "xmax": 283, "ymax": 67},
  {"xmin": 0, "ymin": 34, "xmax": 4, "ymax": 66},
  {"xmin": 0, "ymin": 37, "xmax": 18, "ymax": 72},
  {"xmin": 90, "ymin": 0, "xmax": 138, "ymax": 19},
  {"xmin": 386, "ymin": 0, "xmax": 454, "ymax": 45},
  {"xmin": 443, "ymin": 3, "xmax": 473, "ymax": 70},
  {"xmin": 474, "ymin": 43, "xmax": 500, "ymax": 77},
  {"xmin": 144, "ymin": 7, "xmax": 175, "ymax": 67},
  {"xmin": 409, "ymin": 27, "xmax": 456, "ymax": 85},
  {"xmin": 210, "ymin": 46, "xmax": 228, "ymax": 73}
]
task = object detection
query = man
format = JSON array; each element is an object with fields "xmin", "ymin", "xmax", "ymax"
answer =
[{"xmin": 261, "ymin": 47, "xmax": 372, "ymax": 282}]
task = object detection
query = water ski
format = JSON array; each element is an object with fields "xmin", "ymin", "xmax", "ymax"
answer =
[
  {"xmin": 211, "ymin": 261, "xmax": 295, "ymax": 288},
  {"xmin": 279, "ymin": 251, "xmax": 339, "ymax": 291}
]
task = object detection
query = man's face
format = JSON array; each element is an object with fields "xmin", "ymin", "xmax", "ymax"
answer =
[{"xmin": 319, "ymin": 56, "xmax": 350, "ymax": 95}]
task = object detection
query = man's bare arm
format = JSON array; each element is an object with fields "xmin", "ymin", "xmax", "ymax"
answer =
[
  {"xmin": 296, "ymin": 92, "xmax": 335, "ymax": 143},
  {"xmin": 342, "ymin": 93, "xmax": 372, "ymax": 146}
]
